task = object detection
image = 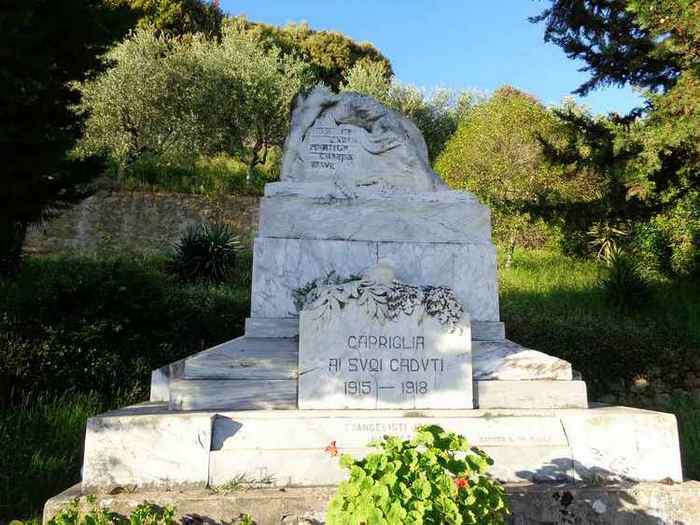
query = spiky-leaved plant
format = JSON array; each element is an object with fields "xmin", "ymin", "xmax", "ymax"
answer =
[{"xmin": 171, "ymin": 222, "xmax": 240, "ymax": 283}]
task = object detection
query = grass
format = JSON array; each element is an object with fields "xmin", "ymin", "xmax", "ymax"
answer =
[
  {"xmin": 117, "ymin": 153, "xmax": 280, "ymax": 197},
  {"xmin": 499, "ymin": 247, "xmax": 700, "ymax": 480},
  {"xmin": 499, "ymin": 248, "xmax": 700, "ymax": 396},
  {"xmin": 0, "ymin": 393, "xmax": 119, "ymax": 524}
]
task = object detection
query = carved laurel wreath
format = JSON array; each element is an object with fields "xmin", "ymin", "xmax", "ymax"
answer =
[{"xmin": 293, "ymin": 272, "xmax": 464, "ymax": 331}]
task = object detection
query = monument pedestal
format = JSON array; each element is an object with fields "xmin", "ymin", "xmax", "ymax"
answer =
[
  {"xmin": 53, "ymin": 88, "xmax": 688, "ymax": 521},
  {"xmin": 80, "ymin": 402, "xmax": 682, "ymax": 492}
]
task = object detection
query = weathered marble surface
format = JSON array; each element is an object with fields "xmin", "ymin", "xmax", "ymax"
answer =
[
  {"xmin": 82, "ymin": 406, "xmax": 212, "ymax": 490},
  {"xmin": 244, "ymin": 317, "xmax": 505, "ymax": 341},
  {"xmin": 473, "ymin": 339, "xmax": 573, "ymax": 380},
  {"xmin": 182, "ymin": 337, "xmax": 297, "ymax": 380},
  {"xmin": 251, "ymin": 237, "xmax": 500, "ymax": 321},
  {"xmin": 169, "ymin": 379, "xmax": 297, "ymax": 411},
  {"xmin": 207, "ymin": 406, "xmax": 682, "ymax": 485},
  {"xmin": 259, "ymin": 183, "xmax": 491, "ymax": 243},
  {"xmin": 78, "ymin": 403, "xmax": 684, "ymax": 490},
  {"xmin": 281, "ymin": 87, "xmax": 446, "ymax": 192},
  {"xmin": 475, "ymin": 380, "xmax": 588, "ymax": 409},
  {"xmin": 298, "ymin": 301, "xmax": 472, "ymax": 409},
  {"xmin": 561, "ymin": 406, "xmax": 682, "ymax": 482}
]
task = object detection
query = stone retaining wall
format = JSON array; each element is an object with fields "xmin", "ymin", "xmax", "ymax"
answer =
[
  {"xmin": 24, "ymin": 190, "xmax": 260, "ymax": 256},
  {"xmin": 44, "ymin": 482, "xmax": 700, "ymax": 525}
]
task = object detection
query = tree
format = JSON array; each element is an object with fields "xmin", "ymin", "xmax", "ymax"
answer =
[
  {"xmin": 215, "ymin": 19, "xmax": 310, "ymax": 182},
  {"xmin": 533, "ymin": 0, "xmax": 700, "ymax": 274},
  {"xmin": 231, "ymin": 17, "xmax": 392, "ymax": 90},
  {"xmin": 109, "ymin": 0, "xmax": 224, "ymax": 35},
  {"xmin": 340, "ymin": 60, "xmax": 470, "ymax": 162},
  {"xmin": 530, "ymin": 0, "xmax": 682, "ymax": 95},
  {"xmin": 435, "ymin": 87, "xmax": 593, "ymax": 266},
  {"xmin": 74, "ymin": 21, "xmax": 309, "ymax": 183},
  {"xmin": 0, "ymin": 0, "xmax": 133, "ymax": 273}
]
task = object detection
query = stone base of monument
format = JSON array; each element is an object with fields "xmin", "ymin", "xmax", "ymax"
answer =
[
  {"xmin": 45, "ymin": 481, "xmax": 700, "ymax": 525},
  {"xmin": 79, "ymin": 402, "xmax": 682, "ymax": 492},
  {"xmin": 151, "ymin": 333, "xmax": 588, "ymax": 412}
]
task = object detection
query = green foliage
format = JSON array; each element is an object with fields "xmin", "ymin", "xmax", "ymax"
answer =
[
  {"xmin": 118, "ymin": 153, "xmax": 278, "ymax": 196},
  {"xmin": 111, "ymin": 0, "xmax": 224, "ymax": 36},
  {"xmin": 599, "ymin": 248, "xmax": 650, "ymax": 311},
  {"xmin": 499, "ymin": 248, "xmax": 700, "ymax": 398},
  {"xmin": 231, "ymin": 16, "xmax": 392, "ymax": 90},
  {"xmin": 326, "ymin": 425, "xmax": 509, "ymax": 525},
  {"xmin": 73, "ymin": 23, "xmax": 309, "ymax": 183},
  {"xmin": 46, "ymin": 499, "xmax": 175, "ymax": 525},
  {"xmin": 340, "ymin": 60, "xmax": 469, "ymax": 162},
  {"xmin": 436, "ymin": 87, "xmax": 592, "ymax": 262},
  {"xmin": 171, "ymin": 222, "xmax": 241, "ymax": 283},
  {"xmin": 0, "ymin": 0, "xmax": 133, "ymax": 262},
  {"xmin": 0, "ymin": 393, "xmax": 107, "ymax": 523},
  {"xmin": 530, "ymin": 0, "xmax": 682, "ymax": 95},
  {"xmin": 0, "ymin": 256, "xmax": 250, "ymax": 404},
  {"xmin": 236, "ymin": 513, "xmax": 256, "ymax": 525},
  {"xmin": 533, "ymin": 0, "xmax": 700, "ymax": 272}
]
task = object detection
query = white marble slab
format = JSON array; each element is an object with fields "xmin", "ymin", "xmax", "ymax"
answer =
[
  {"xmin": 251, "ymin": 237, "xmax": 377, "ymax": 319},
  {"xmin": 258, "ymin": 190, "xmax": 491, "ymax": 243},
  {"xmin": 183, "ymin": 337, "xmax": 297, "ymax": 380},
  {"xmin": 561, "ymin": 407, "xmax": 683, "ymax": 482},
  {"xmin": 251, "ymin": 237, "xmax": 500, "ymax": 322},
  {"xmin": 244, "ymin": 317, "xmax": 506, "ymax": 341},
  {"xmin": 79, "ymin": 404, "xmax": 684, "ymax": 489},
  {"xmin": 169, "ymin": 379, "xmax": 297, "ymax": 411},
  {"xmin": 378, "ymin": 241, "xmax": 500, "ymax": 321},
  {"xmin": 473, "ymin": 340, "xmax": 573, "ymax": 380},
  {"xmin": 475, "ymin": 380, "xmax": 587, "ymax": 409},
  {"xmin": 298, "ymin": 302, "xmax": 472, "ymax": 409},
  {"xmin": 82, "ymin": 409, "xmax": 212, "ymax": 490}
]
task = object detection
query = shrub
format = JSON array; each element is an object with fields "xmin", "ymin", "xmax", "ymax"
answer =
[
  {"xmin": 599, "ymin": 248, "xmax": 650, "ymax": 311},
  {"xmin": 0, "ymin": 222, "xmax": 26, "ymax": 277},
  {"xmin": 171, "ymin": 223, "xmax": 241, "ymax": 283},
  {"xmin": 46, "ymin": 499, "xmax": 175, "ymax": 525},
  {"xmin": 326, "ymin": 425, "xmax": 509, "ymax": 525},
  {"xmin": 0, "ymin": 256, "xmax": 250, "ymax": 404}
]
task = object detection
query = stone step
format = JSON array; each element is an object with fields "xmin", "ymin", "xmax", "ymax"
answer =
[
  {"xmin": 79, "ymin": 403, "xmax": 683, "ymax": 491},
  {"xmin": 475, "ymin": 380, "xmax": 587, "ymax": 409},
  {"xmin": 169, "ymin": 379, "xmax": 297, "ymax": 411},
  {"xmin": 168, "ymin": 378, "xmax": 586, "ymax": 411},
  {"xmin": 47, "ymin": 482, "xmax": 700, "ymax": 525},
  {"xmin": 183, "ymin": 337, "xmax": 298, "ymax": 380}
]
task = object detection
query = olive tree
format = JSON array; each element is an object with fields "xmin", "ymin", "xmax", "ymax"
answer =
[
  {"xmin": 339, "ymin": 60, "xmax": 471, "ymax": 162},
  {"xmin": 215, "ymin": 19, "xmax": 309, "ymax": 182},
  {"xmin": 74, "ymin": 22, "xmax": 309, "ymax": 182}
]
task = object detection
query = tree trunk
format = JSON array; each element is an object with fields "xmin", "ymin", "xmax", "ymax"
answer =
[
  {"xmin": 246, "ymin": 159, "xmax": 256, "ymax": 186},
  {"xmin": 505, "ymin": 230, "xmax": 517, "ymax": 269},
  {"xmin": 0, "ymin": 220, "xmax": 28, "ymax": 276}
]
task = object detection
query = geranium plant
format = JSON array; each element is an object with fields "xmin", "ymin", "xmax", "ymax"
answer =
[{"xmin": 326, "ymin": 425, "xmax": 509, "ymax": 525}]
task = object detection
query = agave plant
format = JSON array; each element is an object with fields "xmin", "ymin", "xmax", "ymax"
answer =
[
  {"xmin": 171, "ymin": 222, "xmax": 240, "ymax": 282},
  {"xmin": 599, "ymin": 246, "xmax": 650, "ymax": 311},
  {"xmin": 588, "ymin": 221, "xmax": 629, "ymax": 260}
]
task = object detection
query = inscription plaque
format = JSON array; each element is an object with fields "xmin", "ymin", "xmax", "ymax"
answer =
[{"xmin": 298, "ymin": 300, "xmax": 473, "ymax": 409}]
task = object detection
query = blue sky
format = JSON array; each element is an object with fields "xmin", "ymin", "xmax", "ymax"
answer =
[{"xmin": 219, "ymin": 0, "xmax": 643, "ymax": 115}]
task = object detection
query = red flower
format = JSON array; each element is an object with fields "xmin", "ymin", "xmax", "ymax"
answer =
[
  {"xmin": 455, "ymin": 477, "xmax": 469, "ymax": 489},
  {"xmin": 324, "ymin": 440, "xmax": 339, "ymax": 456}
]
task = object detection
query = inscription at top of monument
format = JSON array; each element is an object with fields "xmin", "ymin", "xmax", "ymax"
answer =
[
  {"xmin": 281, "ymin": 86, "xmax": 447, "ymax": 192},
  {"xmin": 305, "ymin": 119, "xmax": 359, "ymax": 174},
  {"xmin": 297, "ymin": 268, "xmax": 473, "ymax": 410}
]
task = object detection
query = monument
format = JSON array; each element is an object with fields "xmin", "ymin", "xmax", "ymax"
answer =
[{"xmin": 78, "ymin": 87, "xmax": 682, "ymax": 493}]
